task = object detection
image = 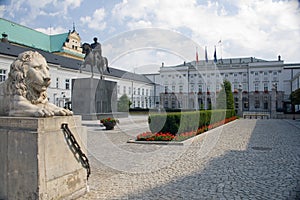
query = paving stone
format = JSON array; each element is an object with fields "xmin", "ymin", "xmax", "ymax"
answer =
[{"xmin": 77, "ymin": 118, "xmax": 300, "ymax": 199}]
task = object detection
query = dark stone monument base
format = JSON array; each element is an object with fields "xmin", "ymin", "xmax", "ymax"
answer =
[{"xmin": 72, "ymin": 78, "xmax": 118, "ymax": 120}]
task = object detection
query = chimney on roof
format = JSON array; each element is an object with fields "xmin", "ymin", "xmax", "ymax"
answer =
[
  {"xmin": 1, "ymin": 33, "xmax": 8, "ymax": 43},
  {"xmin": 162, "ymin": 62, "xmax": 164, "ymax": 67},
  {"xmin": 278, "ymin": 55, "xmax": 281, "ymax": 61},
  {"xmin": 183, "ymin": 61, "xmax": 186, "ymax": 66}
]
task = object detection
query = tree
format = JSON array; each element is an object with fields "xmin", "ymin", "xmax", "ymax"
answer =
[
  {"xmin": 291, "ymin": 88, "xmax": 300, "ymax": 105},
  {"xmin": 117, "ymin": 94, "xmax": 132, "ymax": 112},
  {"xmin": 216, "ymin": 80, "xmax": 234, "ymax": 109}
]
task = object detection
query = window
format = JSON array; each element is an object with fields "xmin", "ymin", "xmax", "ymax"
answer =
[
  {"xmin": 0, "ymin": 69, "xmax": 6, "ymax": 82},
  {"xmin": 216, "ymin": 84, "xmax": 220, "ymax": 92},
  {"xmin": 190, "ymin": 84, "xmax": 194, "ymax": 92},
  {"xmin": 254, "ymin": 72, "xmax": 258, "ymax": 76},
  {"xmin": 117, "ymin": 85, "xmax": 120, "ymax": 94},
  {"xmin": 243, "ymin": 83, "xmax": 248, "ymax": 91},
  {"xmin": 138, "ymin": 88, "xmax": 140, "ymax": 95},
  {"xmin": 133, "ymin": 88, "xmax": 136, "ymax": 95},
  {"xmin": 255, "ymin": 97, "xmax": 260, "ymax": 108},
  {"xmin": 198, "ymin": 84, "xmax": 203, "ymax": 93},
  {"xmin": 123, "ymin": 86, "xmax": 126, "ymax": 94},
  {"xmin": 171, "ymin": 100, "xmax": 176, "ymax": 108},
  {"xmin": 165, "ymin": 86, "xmax": 168, "ymax": 93},
  {"xmin": 234, "ymin": 84, "xmax": 238, "ymax": 90},
  {"xmin": 172, "ymin": 85, "xmax": 175, "ymax": 92},
  {"xmin": 255, "ymin": 83, "xmax": 259, "ymax": 91},
  {"xmin": 243, "ymin": 97, "xmax": 249, "ymax": 110},
  {"xmin": 56, "ymin": 78, "xmax": 59, "ymax": 88},
  {"xmin": 234, "ymin": 73, "xmax": 237, "ymax": 77},
  {"xmin": 207, "ymin": 85, "xmax": 211, "ymax": 92},
  {"xmin": 128, "ymin": 87, "xmax": 131, "ymax": 95},
  {"xmin": 264, "ymin": 83, "xmax": 268, "ymax": 91},
  {"xmin": 264, "ymin": 96, "xmax": 268, "ymax": 109},
  {"xmin": 179, "ymin": 85, "xmax": 183, "ymax": 93},
  {"xmin": 146, "ymin": 89, "xmax": 148, "ymax": 96},
  {"xmin": 65, "ymin": 79, "xmax": 70, "ymax": 90},
  {"xmin": 142, "ymin": 88, "xmax": 144, "ymax": 95}
]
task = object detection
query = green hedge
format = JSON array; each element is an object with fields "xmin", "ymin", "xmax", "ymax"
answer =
[{"xmin": 148, "ymin": 109, "xmax": 235, "ymax": 135}]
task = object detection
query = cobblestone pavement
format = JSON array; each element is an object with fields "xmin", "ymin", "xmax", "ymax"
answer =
[{"xmin": 78, "ymin": 117, "xmax": 300, "ymax": 200}]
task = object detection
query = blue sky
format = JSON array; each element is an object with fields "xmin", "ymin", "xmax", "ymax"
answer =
[{"xmin": 1, "ymin": 0, "xmax": 300, "ymax": 73}]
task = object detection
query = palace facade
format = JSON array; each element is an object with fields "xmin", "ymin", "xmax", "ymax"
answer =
[{"xmin": 145, "ymin": 57, "xmax": 300, "ymax": 112}]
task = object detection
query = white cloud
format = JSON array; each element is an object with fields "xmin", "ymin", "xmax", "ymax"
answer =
[
  {"xmin": 111, "ymin": 0, "xmax": 300, "ymax": 63},
  {"xmin": 35, "ymin": 26, "xmax": 68, "ymax": 35},
  {"xmin": 102, "ymin": 28, "xmax": 201, "ymax": 73},
  {"xmin": 80, "ymin": 8, "xmax": 107, "ymax": 31},
  {"xmin": 0, "ymin": 5, "xmax": 5, "ymax": 18},
  {"xmin": 5, "ymin": 0, "xmax": 83, "ymax": 24}
]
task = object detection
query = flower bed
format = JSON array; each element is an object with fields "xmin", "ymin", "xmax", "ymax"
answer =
[{"xmin": 137, "ymin": 116, "xmax": 237, "ymax": 142}]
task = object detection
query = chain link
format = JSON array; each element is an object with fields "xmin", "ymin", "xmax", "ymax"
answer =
[{"xmin": 61, "ymin": 123, "xmax": 91, "ymax": 180}]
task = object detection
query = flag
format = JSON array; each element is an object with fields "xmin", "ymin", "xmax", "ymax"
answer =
[
  {"xmin": 196, "ymin": 47, "xmax": 199, "ymax": 63},
  {"xmin": 213, "ymin": 46, "xmax": 217, "ymax": 63},
  {"xmin": 205, "ymin": 46, "xmax": 208, "ymax": 63}
]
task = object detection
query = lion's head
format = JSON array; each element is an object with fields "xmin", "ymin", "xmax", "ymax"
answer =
[{"xmin": 7, "ymin": 51, "xmax": 51, "ymax": 104}]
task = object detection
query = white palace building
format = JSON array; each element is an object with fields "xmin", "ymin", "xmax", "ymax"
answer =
[
  {"xmin": 146, "ymin": 57, "xmax": 300, "ymax": 113},
  {"xmin": 1, "ymin": 18, "xmax": 300, "ymax": 115}
]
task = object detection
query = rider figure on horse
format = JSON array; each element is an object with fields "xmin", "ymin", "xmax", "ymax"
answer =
[
  {"xmin": 91, "ymin": 37, "xmax": 102, "ymax": 58},
  {"xmin": 81, "ymin": 37, "xmax": 110, "ymax": 78}
]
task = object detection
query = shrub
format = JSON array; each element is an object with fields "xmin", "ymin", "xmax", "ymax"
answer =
[
  {"xmin": 148, "ymin": 109, "xmax": 235, "ymax": 135},
  {"xmin": 138, "ymin": 115, "xmax": 237, "ymax": 141}
]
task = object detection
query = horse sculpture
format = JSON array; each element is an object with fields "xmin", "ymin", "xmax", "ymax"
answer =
[{"xmin": 81, "ymin": 43, "xmax": 110, "ymax": 79}]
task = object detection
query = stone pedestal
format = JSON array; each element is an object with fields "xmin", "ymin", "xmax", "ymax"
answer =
[
  {"xmin": 72, "ymin": 78, "xmax": 117, "ymax": 120},
  {"xmin": 0, "ymin": 116, "xmax": 88, "ymax": 200}
]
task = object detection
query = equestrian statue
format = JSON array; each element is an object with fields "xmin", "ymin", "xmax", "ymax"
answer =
[{"xmin": 81, "ymin": 37, "xmax": 110, "ymax": 79}]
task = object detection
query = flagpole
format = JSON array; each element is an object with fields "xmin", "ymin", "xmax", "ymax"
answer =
[
  {"xmin": 204, "ymin": 46, "xmax": 207, "ymax": 110},
  {"xmin": 218, "ymin": 39, "xmax": 222, "ymax": 60}
]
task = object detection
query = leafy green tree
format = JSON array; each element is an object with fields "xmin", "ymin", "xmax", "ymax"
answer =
[
  {"xmin": 117, "ymin": 94, "xmax": 132, "ymax": 112},
  {"xmin": 291, "ymin": 88, "xmax": 300, "ymax": 105},
  {"xmin": 216, "ymin": 80, "xmax": 234, "ymax": 109}
]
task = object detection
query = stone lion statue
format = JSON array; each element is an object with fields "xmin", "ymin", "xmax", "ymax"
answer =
[{"xmin": 0, "ymin": 51, "xmax": 73, "ymax": 117}]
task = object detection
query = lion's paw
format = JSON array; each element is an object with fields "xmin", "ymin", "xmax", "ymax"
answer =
[
  {"xmin": 34, "ymin": 108, "xmax": 55, "ymax": 117},
  {"xmin": 53, "ymin": 108, "xmax": 73, "ymax": 116}
]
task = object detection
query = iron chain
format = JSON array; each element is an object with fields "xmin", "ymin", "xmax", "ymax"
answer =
[{"xmin": 61, "ymin": 123, "xmax": 91, "ymax": 180}]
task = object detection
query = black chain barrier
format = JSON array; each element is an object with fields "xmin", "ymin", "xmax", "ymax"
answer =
[{"xmin": 61, "ymin": 123, "xmax": 91, "ymax": 180}]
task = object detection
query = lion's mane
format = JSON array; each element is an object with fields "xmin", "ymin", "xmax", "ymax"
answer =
[{"xmin": 6, "ymin": 51, "xmax": 48, "ymax": 104}]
